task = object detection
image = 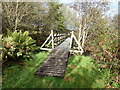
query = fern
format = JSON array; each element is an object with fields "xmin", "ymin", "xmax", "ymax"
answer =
[{"xmin": 2, "ymin": 30, "xmax": 37, "ymax": 61}]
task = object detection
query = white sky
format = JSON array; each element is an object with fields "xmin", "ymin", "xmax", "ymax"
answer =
[
  {"xmin": 59, "ymin": 0, "xmax": 120, "ymax": 17},
  {"xmin": 59, "ymin": 0, "xmax": 120, "ymax": 3},
  {"xmin": 107, "ymin": 2, "xmax": 118, "ymax": 17},
  {"xmin": 59, "ymin": 0, "xmax": 120, "ymax": 29}
]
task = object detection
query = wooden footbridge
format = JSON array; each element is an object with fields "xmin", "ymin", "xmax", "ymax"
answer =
[{"xmin": 35, "ymin": 30, "xmax": 84, "ymax": 77}]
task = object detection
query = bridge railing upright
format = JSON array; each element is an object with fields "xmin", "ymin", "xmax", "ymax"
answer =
[
  {"xmin": 40, "ymin": 30, "xmax": 84, "ymax": 55},
  {"xmin": 40, "ymin": 30, "xmax": 68, "ymax": 51}
]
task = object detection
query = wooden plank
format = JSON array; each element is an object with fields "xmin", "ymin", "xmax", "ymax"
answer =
[
  {"xmin": 51, "ymin": 30, "xmax": 54, "ymax": 49},
  {"xmin": 35, "ymin": 38, "xmax": 71, "ymax": 78},
  {"xmin": 40, "ymin": 48, "xmax": 52, "ymax": 51},
  {"xmin": 69, "ymin": 50, "xmax": 83, "ymax": 53},
  {"xmin": 55, "ymin": 38, "xmax": 71, "ymax": 50}
]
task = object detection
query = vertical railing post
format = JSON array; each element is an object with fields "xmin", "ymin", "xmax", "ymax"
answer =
[
  {"xmin": 51, "ymin": 30, "xmax": 54, "ymax": 49},
  {"xmin": 70, "ymin": 31, "xmax": 73, "ymax": 48}
]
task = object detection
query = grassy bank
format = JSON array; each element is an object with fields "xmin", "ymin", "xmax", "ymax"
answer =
[{"xmin": 3, "ymin": 52, "xmax": 113, "ymax": 88}]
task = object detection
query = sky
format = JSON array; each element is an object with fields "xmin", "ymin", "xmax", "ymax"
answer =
[
  {"xmin": 59, "ymin": 0, "xmax": 120, "ymax": 30},
  {"xmin": 59, "ymin": 0, "xmax": 120, "ymax": 3},
  {"xmin": 107, "ymin": 2, "xmax": 118, "ymax": 17},
  {"xmin": 59, "ymin": 0, "xmax": 120, "ymax": 17}
]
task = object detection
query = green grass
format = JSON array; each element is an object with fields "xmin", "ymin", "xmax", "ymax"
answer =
[{"xmin": 3, "ymin": 52, "xmax": 111, "ymax": 88}]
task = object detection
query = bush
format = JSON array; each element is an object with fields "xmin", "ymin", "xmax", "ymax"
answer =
[
  {"xmin": 2, "ymin": 30, "xmax": 37, "ymax": 61},
  {"xmin": 84, "ymin": 21, "xmax": 119, "ymax": 78}
]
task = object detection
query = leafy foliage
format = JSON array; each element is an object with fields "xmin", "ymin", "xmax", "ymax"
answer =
[
  {"xmin": 71, "ymin": 2, "xmax": 119, "ymax": 84},
  {"xmin": 43, "ymin": 2, "xmax": 66, "ymax": 31},
  {"xmin": 1, "ymin": 2, "xmax": 119, "ymax": 88},
  {"xmin": 83, "ymin": 13, "xmax": 119, "ymax": 79},
  {"xmin": 2, "ymin": 30, "xmax": 36, "ymax": 61},
  {"xmin": 3, "ymin": 52, "xmax": 118, "ymax": 88}
]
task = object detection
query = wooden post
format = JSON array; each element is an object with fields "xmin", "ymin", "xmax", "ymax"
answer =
[
  {"xmin": 69, "ymin": 31, "xmax": 84, "ymax": 55},
  {"xmin": 70, "ymin": 31, "xmax": 73, "ymax": 48},
  {"xmin": 72, "ymin": 32, "xmax": 83, "ymax": 54},
  {"xmin": 51, "ymin": 30, "xmax": 54, "ymax": 49},
  {"xmin": 82, "ymin": 31, "xmax": 85, "ymax": 47},
  {"xmin": 41, "ymin": 33, "xmax": 52, "ymax": 48},
  {"xmin": 78, "ymin": 2, "xmax": 82, "ymax": 43}
]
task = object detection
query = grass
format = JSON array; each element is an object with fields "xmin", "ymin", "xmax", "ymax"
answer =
[{"xmin": 2, "ymin": 51, "xmax": 112, "ymax": 88}]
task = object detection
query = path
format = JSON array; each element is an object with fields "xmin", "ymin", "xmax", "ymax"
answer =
[{"xmin": 35, "ymin": 38, "xmax": 71, "ymax": 77}]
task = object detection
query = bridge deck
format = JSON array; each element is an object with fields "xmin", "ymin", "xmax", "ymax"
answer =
[{"xmin": 35, "ymin": 38, "xmax": 71, "ymax": 77}]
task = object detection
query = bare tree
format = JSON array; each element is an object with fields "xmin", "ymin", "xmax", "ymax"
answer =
[
  {"xmin": 2, "ymin": 2, "xmax": 35, "ymax": 32},
  {"xmin": 69, "ymin": 1, "xmax": 109, "ymax": 48}
]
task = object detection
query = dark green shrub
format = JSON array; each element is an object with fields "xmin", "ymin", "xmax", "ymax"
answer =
[{"xmin": 2, "ymin": 30, "xmax": 37, "ymax": 61}]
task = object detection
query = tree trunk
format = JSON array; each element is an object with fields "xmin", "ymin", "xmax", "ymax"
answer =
[{"xmin": 14, "ymin": 1, "xmax": 19, "ymax": 30}]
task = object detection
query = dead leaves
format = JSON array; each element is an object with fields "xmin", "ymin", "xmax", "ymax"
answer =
[
  {"xmin": 68, "ymin": 65, "xmax": 76, "ymax": 69},
  {"xmin": 64, "ymin": 76, "xmax": 74, "ymax": 82},
  {"xmin": 101, "ymin": 64, "xmax": 107, "ymax": 69}
]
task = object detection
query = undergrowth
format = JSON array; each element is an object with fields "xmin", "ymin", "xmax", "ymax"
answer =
[{"xmin": 2, "ymin": 52, "xmax": 118, "ymax": 88}]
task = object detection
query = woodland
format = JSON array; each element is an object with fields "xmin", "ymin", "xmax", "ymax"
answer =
[{"xmin": 0, "ymin": 1, "xmax": 119, "ymax": 88}]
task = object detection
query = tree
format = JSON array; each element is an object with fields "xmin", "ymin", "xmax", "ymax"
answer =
[
  {"xmin": 45, "ymin": 2, "xmax": 66, "ymax": 31},
  {"xmin": 112, "ymin": 14, "xmax": 120, "ymax": 29},
  {"xmin": 68, "ymin": 1, "xmax": 119, "ymax": 81},
  {"xmin": 2, "ymin": 2, "xmax": 35, "ymax": 34},
  {"xmin": 69, "ymin": 2, "xmax": 109, "ymax": 47},
  {"xmin": 0, "ymin": 3, "xmax": 2, "ymax": 34}
]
